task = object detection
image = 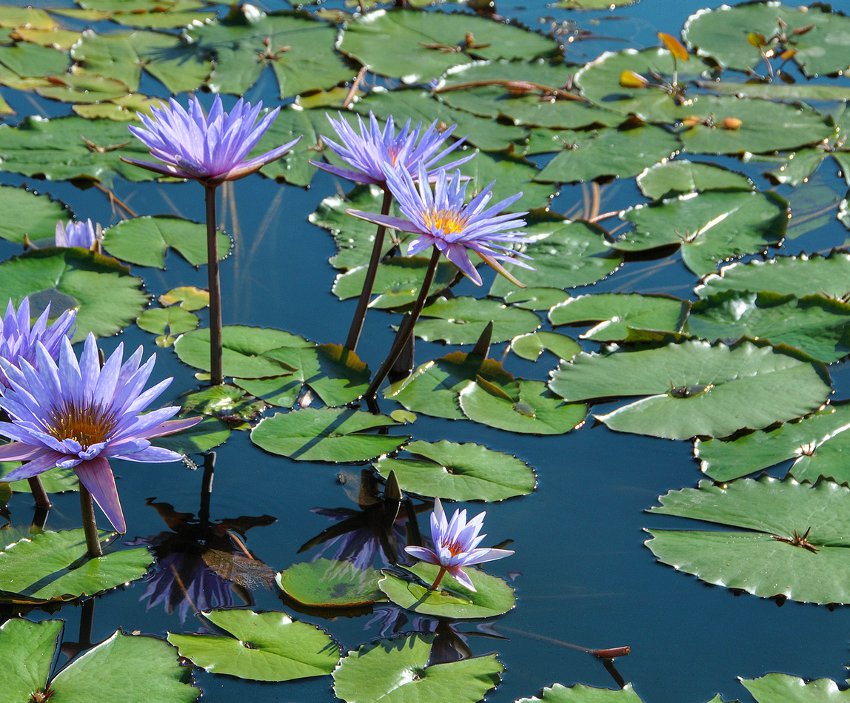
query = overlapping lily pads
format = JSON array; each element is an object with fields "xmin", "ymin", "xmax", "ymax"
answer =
[{"xmin": 413, "ymin": 297, "xmax": 540, "ymax": 344}]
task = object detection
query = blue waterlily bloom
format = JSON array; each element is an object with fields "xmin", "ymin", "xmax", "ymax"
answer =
[
  {"xmin": 126, "ymin": 95, "xmax": 301, "ymax": 184},
  {"xmin": 311, "ymin": 112, "xmax": 473, "ymax": 186},
  {"xmin": 0, "ymin": 297, "xmax": 76, "ymax": 389},
  {"xmin": 0, "ymin": 334, "xmax": 200, "ymax": 533},
  {"xmin": 55, "ymin": 219, "xmax": 102, "ymax": 250},
  {"xmin": 348, "ymin": 162, "xmax": 533, "ymax": 286}
]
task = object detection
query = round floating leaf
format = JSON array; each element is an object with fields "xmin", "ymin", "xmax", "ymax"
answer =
[
  {"xmin": 0, "ymin": 42, "xmax": 68, "ymax": 79},
  {"xmin": 338, "ymin": 9, "xmax": 557, "ymax": 83},
  {"xmin": 378, "ymin": 562, "xmax": 514, "ymax": 619},
  {"xmin": 0, "ymin": 618, "xmax": 63, "ymax": 702},
  {"xmin": 550, "ymin": 341, "xmax": 831, "ymax": 440},
  {"xmin": 549, "ymin": 293, "xmax": 688, "ymax": 342},
  {"xmin": 0, "ymin": 249, "xmax": 148, "ymax": 341},
  {"xmin": 137, "ymin": 307, "xmax": 199, "ymax": 347},
  {"xmin": 414, "ymin": 297, "xmax": 540, "ymax": 345},
  {"xmin": 156, "ymin": 416, "xmax": 231, "ymax": 455},
  {"xmin": 276, "ymin": 559, "xmax": 384, "ymax": 608},
  {"xmin": 741, "ymin": 674, "xmax": 850, "ymax": 702},
  {"xmin": 460, "ymin": 378, "xmax": 587, "ymax": 435},
  {"xmin": 333, "ymin": 633, "xmax": 503, "ymax": 703},
  {"xmin": 696, "ymin": 253, "xmax": 850, "ymax": 300},
  {"xmin": 333, "ymin": 257, "xmax": 457, "ymax": 309},
  {"xmin": 688, "ymin": 291, "xmax": 850, "ymax": 364},
  {"xmin": 696, "ymin": 403, "xmax": 850, "ymax": 484},
  {"xmin": 0, "ymin": 529, "xmax": 152, "ymax": 602},
  {"xmin": 159, "ymin": 286, "xmax": 209, "ymax": 311},
  {"xmin": 103, "ymin": 216, "xmax": 231, "ymax": 269},
  {"xmin": 385, "ymin": 352, "xmax": 514, "ymax": 420},
  {"xmin": 167, "ymin": 609, "xmax": 339, "ymax": 682},
  {"xmin": 180, "ymin": 385, "xmax": 265, "ymax": 428},
  {"xmin": 510, "ymin": 331, "xmax": 581, "ymax": 362},
  {"xmin": 516, "ymin": 683, "xmax": 644, "ymax": 702},
  {"xmin": 235, "ymin": 375, "xmax": 301, "ymax": 409},
  {"xmin": 535, "ymin": 125, "xmax": 680, "ymax": 184},
  {"xmin": 374, "ymin": 440, "xmax": 536, "ymax": 501},
  {"xmin": 35, "ymin": 73, "xmax": 131, "ymax": 105},
  {"xmin": 489, "ymin": 220, "xmax": 622, "ymax": 298},
  {"xmin": 189, "ymin": 12, "xmax": 354, "ymax": 98},
  {"xmin": 503, "ymin": 287, "xmax": 569, "ymax": 311},
  {"xmin": 0, "ymin": 185, "xmax": 70, "ymax": 244},
  {"xmin": 637, "ymin": 161, "xmax": 753, "ymax": 200},
  {"xmin": 251, "ymin": 408, "xmax": 407, "ymax": 463},
  {"xmin": 616, "ymin": 190, "xmax": 789, "ymax": 277},
  {"xmin": 174, "ymin": 326, "xmax": 312, "ymax": 379},
  {"xmin": 646, "ymin": 477, "xmax": 850, "ymax": 605}
]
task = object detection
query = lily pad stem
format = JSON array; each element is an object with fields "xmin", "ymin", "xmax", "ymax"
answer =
[
  {"xmin": 205, "ymin": 184, "xmax": 223, "ymax": 385},
  {"xmin": 366, "ymin": 247, "xmax": 440, "ymax": 399},
  {"xmin": 80, "ymin": 485, "xmax": 102, "ymax": 559},
  {"xmin": 345, "ymin": 188, "xmax": 393, "ymax": 352}
]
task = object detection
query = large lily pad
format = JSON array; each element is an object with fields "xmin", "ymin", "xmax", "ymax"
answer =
[
  {"xmin": 615, "ymin": 190, "xmax": 789, "ymax": 277},
  {"xmin": 646, "ymin": 477, "xmax": 850, "ymax": 605},
  {"xmin": 374, "ymin": 440, "xmax": 536, "ymax": 501},
  {"xmin": 637, "ymin": 161, "xmax": 753, "ymax": 200},
  {"xmin": 0, "ymin": 248, "xmax": 148, "ymax": 341},
  {"xmin": 742, "ymin": 674, "xmax": 850, "ymax": 702},
  {"xmin": 276, "ymin": 559, "xmax": 384, "ymax": 608},
  {"xmin": 167, "ymin": 609, "xmax": 339, "ymax": 682},
  {"xmin": 251, "ymin": 408, "xmax": 407, "ymax": 463},
  {"xmin": 516, "ymin": 683, "xmax": 643, "ymax": 702},
  {"xmin": 333, "ymin": 633, "xmax": 503, "ymax": 703},
  {"xmin": 549, "ymin": 341, "xmax": 831, "ymax": 440},
  {"xmin": 414, "ymin": 297, "xmax": 541, "ymax": 344},
  {"xmin": 0, "ymin": 529, "xmax": 152, "ymax": 603},
  {"xmin": 0, "ymin": 185, "xmax": 70, "ymax": 244}
]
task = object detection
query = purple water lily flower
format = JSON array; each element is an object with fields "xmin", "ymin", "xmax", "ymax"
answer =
[
  {"xmin": 311, "ymin": 112, "xmax": 473, "ymax": 186},
  {"xmin": 55, "ymin": 219, "xmax": 102, "ymax": 251},
  {"xmin": 125, "ymin": 95, "xmax": 301, "ymax": 185},
  {"xmin": 349, "ymin": 162, "xmax": 532, "ymax": 286},
  {"xmin": 0, "ymin": 297, "xmax": 76, "ymax": 389},
  {"xmin": 405, "ymin": 498, "xmax": 513, "ymax": 592},
  {"xmin": 0, "ymin": 334, "xmax": 200, "ymax": 533}
]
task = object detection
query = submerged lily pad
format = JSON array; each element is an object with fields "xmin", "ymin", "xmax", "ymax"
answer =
[
  {"xmin": 167, "ymin": 609, "xmax": 339, "ymax": 682},
  {"xmin": 276, "ymin": 559, "xmax": 384, "ymax": 608},
  {"xmin": 0, "ymin": 529, "xmax": 152, "ymax": 602},
  {"xmin": 414, "ymin": 297, "xmax": 540, "ymax": 344},
  {"xmin": 374, "ymin": 440, "xmax": 536, "ymax": 501},
  {"xmin": 646, "ymin": 477, "xmax": 850, "ymax": 605},
  {"xmin": 550, "ymin": 341, "xmax": 831, "ymax": 440},
  {"xmin": 333, "ymin": 633, "xmax": 503, "ymax": 703},
  {"xmin": 251, "ymin": 408, "xmax": 407, "ymax": 463}
]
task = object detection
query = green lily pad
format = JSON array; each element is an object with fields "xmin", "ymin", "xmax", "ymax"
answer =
[
  {"xmin": 0, "ymin": 248, "xmax": 148, "ymax": 341},
  {"xmin": 167, "ymin": 609, "xmax": 339, "ymax": 682},
  {"xmin": 704, "ymin": 80, "xmax": 850, "ymax": 102},
  {"xmin": 688, "ymin": 291, "xmax": 850, "ymax": 364},
  {"xmin": 276, "ymin": 559, "xmax": 384, "ymax": 608},
  {"xmin": 535, "ymin": 125, "xmax": 680, "ymax": 184},
  {"xmin": 374, "ymin": 440, "xmax": 536, "ymax": 501},
  {"xmin": 516, "ymin": 683, "xmax": 643, "ymax": 702},
  {"xmin": 13, "ymin": 27, "xmax": 82, "ymax": 50},
  {"xmin": 0, "ymin": 42, "xmax": 68, "ymax": 79},
  {"xmin": 459, "ymin": 378, "xmax": 586, "ymax": 435},
  {"xmin": 159, "ymin": 286, "xmax": 209, "ymax": 311},
  {"xmin": 378, "ymin": 562, "xmax": 514, "ymax": 619},
  {"xmin": 333, "ymin": 633, "xmax": 503, "ymax": 703},
  {"xmin": 742, "ymin": 674, "xmax": 850, "ymax": 702},
  {"xmin": 637, "ymin": 161, "xmax": 753, "ymax": 200},
  {"xmin": 0, "ymin": 618, "xmax": 63, "ymax": 703},
  {"xmin": 0, "ymin": 458, "xmax": 78, "ymax": 493},
  {"xmin": 0, "ymin": 529, "xmax": 152, "ymax": 602},
  {"xmin": 179, "ymin": 385, "xmax": 265, "ymax": 428},
  {"xmin": 414, "ymin": 297, "xmax": 541, "ymax": 344},
  {"xmin": 489, "ymin": 219, "xmax": 622, "ymax": 298},
  {"xmin": 0, "ymin": 6, "xmax": 55, "ymax": 29},
  {"xmin": 333, "ymin": 257, "xmax": 457, "ymax": 309},
  {"xmin": 137, "ymin": 307, "xmax": 199, "ymax": 347},
  {"xmin": 34, "ymin": 73, "xmax": 132, "ymax": 105},
  {"xmin": 0, "ymin": 185, "xmax": 70, "ymax": 244},
  {"xmin": 554, "ymin": 0, "xmax": 636, "ymax": 7},
  {"xmin": 549, "ymin": 293, "xmax": 688, "ymax": 342},
  {"xmin": 103, "ymin": 216, "xmax": 231, "ymax": 269},
  {"xmin": 338, "ymin": 9, "xmax": 557, "ymax": 83},
  {"xmin": 696, "ymin": 403, "xmax": 850, "ymax": 484},
  {"xmin": 550, "ymin": 341, "xmax": 831, "ymax": 440},
  {"xmin": 234, "ymin": 375, "xmax": 301, "ymax": 409},
  {"xmin": 155, "ymin": 416, "xmax": 231, "ymax": 455},
  {"xmin": 503, "ymin": 287, "xmax": 570, "ymax": 311},
  {"xmin": 696, "ymin": 252, "xmax": 850, "ymax": 300},
  {"xmin": 510, "ymin": 331, "xmax": 581, "ymax": 362},
  {"xmin": 615, "ymin": 190, "xmax": 789, "ymax": 277},
  {"xmin": 646, "ymin": 477, "xmax": 850, "ymax": 605},
  {"xmin": 251, "ymin": 408, "xmax": 407, "ymax": 463},
  {"xmin": 73, "ymin": 94, "xmax": 165, "ymax": 121},
  {"xmin": 189, "ymin": 11, "xmax": 353, "ymax": 98},
  {"xmin": 461, "ymin": 149, "xmax": 557, "ymax": 211}
]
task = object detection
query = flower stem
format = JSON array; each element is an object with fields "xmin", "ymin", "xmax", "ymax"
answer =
[
  {"xmin": 28, "ymin": 476, "xmax": 51, "ymax": 509},
  {"xmin": 429, "ymin": 566, "xmax": 447, "ymax": 591},
  {"xmin": 365, "ymin": 247, "xmax": 440, "ymax": 399},
  {"xmin": 345, "ymin": 188, "xmax": 393, "ymax": 353},
  {"xmin": 205, "ymin": 184, "xmax": 224, "ymax": 386},
  {"xmin": 79, "ymin": 485, "xmax": 102, "ymax": 559}
]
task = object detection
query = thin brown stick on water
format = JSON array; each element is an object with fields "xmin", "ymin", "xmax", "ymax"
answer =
[
  {"xmin": 93, "ymin": 182, "xmax": 137, "ymax": 219},
  {"xmin": 28, "ymin": 476, "xmax": 51, "ymax": 509},
  {"xmin": 343, "ymin": 66, "xmax": 368, "ymax": 108},
  {"xmin": 79, "ymin": 486, "xmax": 103, "ymax": 559},
  {"xmin": 365, "ymin": 247, "xmax": 441, "ymax": 399},
  {"xmin": 205, "ymin": 185, "xmax": 224, "ymax": 385},
  {"xmin": 345, "ymin": 189, "xmax": 393, "ymax": 352}
]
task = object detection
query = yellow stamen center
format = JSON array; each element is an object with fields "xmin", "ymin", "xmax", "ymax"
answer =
[
  {"xmin": 47, "ymin": 400, "xmax": 118, "ymax": 448},
  {"xmin": 423, "ymin": 208, "xmax": 467, "ymax": 236}
]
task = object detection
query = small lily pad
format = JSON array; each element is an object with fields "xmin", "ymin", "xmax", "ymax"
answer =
[
  {"xmin": 276, "ymin": 559, "xmax": 384, "ymax": 608},
  {"xmin": 637, "ymin": 161, "xmax": 753, "ymax": 200},
  {"xmin": 137, "ymin": 307, "xmax": 199, "ymax": 347},
  {"xmin": 510, "ymin": 331, "xmax": 581, "ymax": 362}
]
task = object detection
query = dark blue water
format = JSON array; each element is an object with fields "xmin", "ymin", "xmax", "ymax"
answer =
[{"xmin": 2, "ymin": 0, "xmax": 849, "ymax": 701}]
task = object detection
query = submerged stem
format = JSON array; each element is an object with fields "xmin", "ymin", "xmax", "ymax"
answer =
[
  {"xmin": 205, "ymin": 184, "xmax": 224, "ymax": 385},
  {"xmin": 345, "ymin": 189, "xmax": 393, "ymax": 352},
  {"xmin": 365, "ymin": 247, "xmax": 441, "ymax": 400},
  {"xmin": 79, "ymin": 486, "xmax": 102, "ymax": 559}
]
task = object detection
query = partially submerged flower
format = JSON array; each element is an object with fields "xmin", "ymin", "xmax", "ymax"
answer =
[
  {"xmin": 405, "ymin": 498, "xmax": 513, "ymax": 591},
  {"xmin": 55, "ymin": 219, "xmax": 102, "ymax": 251},
  {"xmin": 0, "ymin": 297, "xmax": 76, "ymax": 389},
  {"xmin": 311, "ymin": 112, "xmax": 472, "ymax": 186},
  {"xmin": 348, "ymin": 163, "xmax": 532, "ymax": 286},
  {"xmin": 0, "ymin": 334, "xmax": 200, "ymax": 533},
  {"xmin": 125, "ymin": 95, "xmax": 301, "ymax": 184}
]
